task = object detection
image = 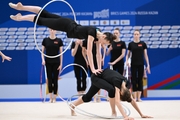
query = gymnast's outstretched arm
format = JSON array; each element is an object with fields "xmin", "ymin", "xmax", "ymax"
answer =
[
  {"xmin": 130, "ymin": 95, "xmax": 153, "ymax": 118},
  {"xmin": 87, "ymin": 35, "xmax": 100, "ymax": 75},
  {"xmin": 0, "ymin": 51, "xmax": 12, "ymax": 62},
  {"xmin": 114, "ymin": 87, "xmax": 134, "ymax": 120}
]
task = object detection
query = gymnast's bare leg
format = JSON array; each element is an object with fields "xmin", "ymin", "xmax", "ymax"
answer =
[
  {"xmin": 9, "ymin": 2, "xmax": 41, "ymax": 14},
  {"xmin": 70, "ymin": 96, "xmax": 117, "ymax": 117},
  {"xmin": 9, "ymin": 2, "xmax": 41, "ymax": 22}
]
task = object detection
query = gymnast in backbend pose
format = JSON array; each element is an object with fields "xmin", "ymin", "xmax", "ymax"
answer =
[
  {"xmin": 9, "ymin": 2, "xmax": 116, "ymax": 75},
  {"xmin": 0, "ymin": 51, "xmax": 12, "ymax": 62},
  {"xmin": 70, "ymin": 69, "xmax": 153, "ymax": 120}
]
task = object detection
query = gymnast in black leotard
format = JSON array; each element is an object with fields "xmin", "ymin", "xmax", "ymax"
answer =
[
  {"xmin": 71, "ymin": 69, "xmax": 153, "ymax": 120},
  {"xmin": 9, "ymin": 2, "xmax": 116, "ymax": 75}
]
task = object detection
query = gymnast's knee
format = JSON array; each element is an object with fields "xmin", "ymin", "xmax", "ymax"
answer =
[
  {"xmin": 108, "ymin": 88, "xmax": 115, "ymax": 98},
  {"xmin": 33, "ymin": 10, "xmax": 47, "ymax": 25},
  {"xmin": 82, "ymin": 95, "xmax": 92, "ymax": 102}
]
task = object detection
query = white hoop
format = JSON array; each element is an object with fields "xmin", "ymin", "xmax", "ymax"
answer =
[
  {"xmin": 34, "ymin": 0, "xmax": 76, "ymax": 58},
  {"xmin": 67, "ymin": 94, "xmax": 131, "ymax": 119},
  {"xmin": 59, "ymin": 63, "xmax": 90, "ymax": 94}
]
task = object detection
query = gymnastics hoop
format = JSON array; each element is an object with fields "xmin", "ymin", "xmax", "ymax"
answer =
[
  {"xmin": 59, "ymin": 63, "xmax": 90, "ymax": 92},
  {"xmin": 40, "ymin": 65, "xmax": 48, "ymax": 102},
  {"xmin": 34, "ymin": 0, "xmax": 76, "ymax": 58},
  {"xmin": 59, "ymin": 64, "xmax": 108, "ymax": 101},
  {"xmin": 67, "ymin": 94, "xmax": 131, "ymax": 119},
  {"xmin": 40, "ymin": 64, "xmax": 131, "ymax": 118},
  {"xmin": 40, "ymin": 65, "xmax": 44, "ymax": 102},
  {"xmin": 59, "ymin": 65, "xmax": 130, "ymax": 119},
  {"xmin": 59, "ymin": 63, "xmax": 89, "ymax": 79}
]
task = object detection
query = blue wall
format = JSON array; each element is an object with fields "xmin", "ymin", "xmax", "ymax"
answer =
[{"xmin": 0, "ymin": 0, "xmax": 180, "ymax": 90}]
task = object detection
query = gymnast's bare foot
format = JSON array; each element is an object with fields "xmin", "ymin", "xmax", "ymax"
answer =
[
  {"xmin": 10, "ymin": 13, "xmax": 22, "ymax": 21},
  {"xmin": 97, "ymin": 98, "xmax": 101, "ymax": 102},
  {"xmin": 137, "ymin": 99, "xmax": 142, "ymax": 102},
  {"xmin": 70, "ymin": 104, "xmax": 77, "ymax": 116},
  {"xmin": 71, "ymin": 110, "xmax": 77, "ymax": 116},
  {"xmin": 9, "ymin": 2, "xmax": 23, "ymax": 10},
  {"xmin": 111, "ymin": 112, "xmax": 117, "ymax": 118}
]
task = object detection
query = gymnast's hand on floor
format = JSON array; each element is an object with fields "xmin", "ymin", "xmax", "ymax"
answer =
[
  {"xmin": 124, "ymin": 116, "xmax": 134, "ymax": 120},
  {"xmin": 141, "ymin": 114, "xmax": 153, "ymax": 118}
]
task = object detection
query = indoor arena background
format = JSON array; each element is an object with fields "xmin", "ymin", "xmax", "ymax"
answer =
[{"xmin": 0, "ymin": 0, "xmax": 180, "ymax": 100}]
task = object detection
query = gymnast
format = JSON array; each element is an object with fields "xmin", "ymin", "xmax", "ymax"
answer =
[
  {"xmin": 0, "ymin": 51, "xmax": 12, "ymax": 62},
  {"xmin": 70, "ymin": 69, "xmax": 153, "ymax": 120},
  {"xmin": 9, "ymin": 2, "xmax": 116, "ymax": 75}
]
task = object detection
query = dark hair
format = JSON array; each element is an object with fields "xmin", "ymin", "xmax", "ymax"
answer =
[
  {"xmin": 114, "ymin": 27, "xmax": 120, "ymax": 33},
  {"xmin": 120, "ymin": 88, "xmax": 132, "ymax": 102},
  {"xmin": 103, "ymin": 32, "xmax": 116, "ymax": 44},
  {"xmin": 114, "ymin": 27, "xmax": 120, "ymax": 30},
  {"xmin": 134, "ymin": 29, "xmax": 141, "ymax": 34}
]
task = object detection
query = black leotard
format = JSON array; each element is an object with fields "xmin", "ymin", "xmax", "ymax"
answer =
[
  {"xmin": 82, "ymin": 69, "xmax": 127, "ymax": 102},
  {"xmin": 34, "ymin": 10, "xmax": 98, "ymax": 40}
]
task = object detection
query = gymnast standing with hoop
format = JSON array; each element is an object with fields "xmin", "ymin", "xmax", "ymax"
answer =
[{"xmin": 9, "ymin": 2, "xmax": 116, "ymax": 75}]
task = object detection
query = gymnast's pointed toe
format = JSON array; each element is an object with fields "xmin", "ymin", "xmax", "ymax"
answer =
[
  {"xmin": 10, "ymin": 13, "xmax": 22, "ymax": 21},
  {"xmin": 9, "ymin": 2, "xmax": 23, "ymax": 10}
]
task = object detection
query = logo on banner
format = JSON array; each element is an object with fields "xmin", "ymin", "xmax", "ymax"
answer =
[
  {"xmin": 90, "ymin": 20, "xmax": 99, "ymax": 25},
  {"xmin": 100, "ymin": 20, "xmax": 109, "ymax": 25},
  {"xmin": 120, "ymin": 20, "xmax": 130, "ymax": 25},
  {"xmin": 110, "ymin": 20, "xmax": 120, "ymax": 25},
  {"xmin": 80, "ymin": 20, "xmax": 89, "ymax": 25},
  {"xmin": 94, "ymin": 9, "xmax": 109, "ymax": 19}
]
